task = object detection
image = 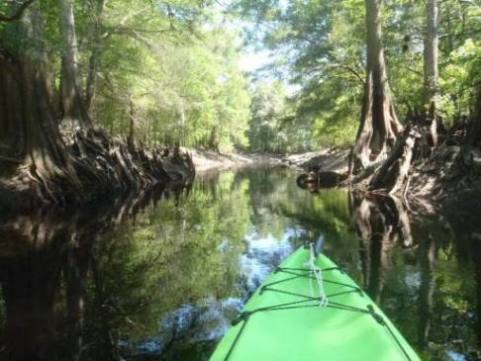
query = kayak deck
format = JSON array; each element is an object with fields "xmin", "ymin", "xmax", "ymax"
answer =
[{"xmin": 210, "ymin": 247, "xmax": 420, "ymax": 361}]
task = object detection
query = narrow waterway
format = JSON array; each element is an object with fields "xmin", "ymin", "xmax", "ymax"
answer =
[{"xmin": 0, "ymin": 168, "xmax": 479, "ymax": 361}]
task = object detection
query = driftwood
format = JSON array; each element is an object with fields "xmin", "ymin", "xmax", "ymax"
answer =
[{"xmin": 369, "ymin": 125, "xmax": 421, "ymax": 194}]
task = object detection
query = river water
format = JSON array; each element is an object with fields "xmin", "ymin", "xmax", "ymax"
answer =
[{"xmin": 0, "ymin": 168, "xmax": 479, "ymax": 361}]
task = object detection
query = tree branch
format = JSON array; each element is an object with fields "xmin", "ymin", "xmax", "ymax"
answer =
[
  {"xmin": 326, "ymin": 64, "xmax": 365, "ymax": 85},
  {"xmin": 0, "ymin": 0, "xmax": 36, "ymax": 22},
  {"xmin": 338, "ymin": 65, "xmax": 365, "ymax": 85}
]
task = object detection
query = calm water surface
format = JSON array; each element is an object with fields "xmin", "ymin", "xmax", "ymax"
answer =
[{"xmin": 0, "ymin": 168, "xmax": 480, "ymax": 361}]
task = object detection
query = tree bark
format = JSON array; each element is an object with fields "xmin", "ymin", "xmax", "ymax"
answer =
[
  {"xmin": 5, "ymin": 7, "xmax": 68, "ymax": 166},
  {"xmin": 58, "ymin": 0, "xmax": 91, "ymax": 128},
  {"xmin": 460, "ymin": 86, "xmax": 481, "ymax": 168},
  {"xmin": 369, "ymin": 125, "xmax": 419, "ymax": 194},
  {"xmin": 0, "ymin": 4, "xmax": 81, "ymax": 203},
  {"xmin": 127, "ymin": 95, "xmax": 135, "ymax": 147},
  {"xmin": 424, "ymin": 0, "xmax": 439, "ymax": 147},
  {"xmin": 353, "ymin": 0, "xmax": 403, "ymax": 170},
  {"xmin": 85, "ymin": 0, "xmax": 105, "ymax": 115}
]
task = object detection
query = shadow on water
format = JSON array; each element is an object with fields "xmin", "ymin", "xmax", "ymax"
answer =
[{"xmin": 0, "ymin": 168, "xmax": 480, "ymax": 360}]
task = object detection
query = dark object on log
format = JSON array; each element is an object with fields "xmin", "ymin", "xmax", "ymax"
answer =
[
  {"xmin": 297, "ymin": 171, "xmax": 348, "ymax": 191},
  {"xmin": 296, "ymin": 172, "xmax": 316, "ymax": 189}
]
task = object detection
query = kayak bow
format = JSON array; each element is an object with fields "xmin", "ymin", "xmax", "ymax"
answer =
[{"xmin": 209, "ymin": 246, "xmax": 420, "ymax": 361}]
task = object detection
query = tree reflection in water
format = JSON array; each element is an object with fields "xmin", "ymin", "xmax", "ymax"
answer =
[
  {"xmin": 350, "ymin": 193, "xmax": 414, "ymax": 302},
  {"xmin": 0, "ymin": 169, "xmax": 480, "ymax": 361},
  {"xmin": 0, "ymin": 185, "xmax": 179, "ymax": 361},
  {"xmin": 348, "ymin": 190, "xmax": 481, "ymax": 360},
  {"xmin": 349, "ymin": 192, "xmax": 443, "ymax": 355}
]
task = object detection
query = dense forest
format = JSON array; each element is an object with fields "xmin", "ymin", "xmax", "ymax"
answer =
[
  {"xmin": 241, "ymin": 0, "xmax": 481, "ymax": 150},
  {"xmin": 1, "ymin": 0, "xmax": 481, "ymax": 208}
]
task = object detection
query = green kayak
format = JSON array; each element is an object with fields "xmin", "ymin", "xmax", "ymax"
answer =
[{"xmin": 210, "ymin": 246, "xmax": 420, "ymax": 361}]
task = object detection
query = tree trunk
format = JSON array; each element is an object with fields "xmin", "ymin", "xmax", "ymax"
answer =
[
  {"xmin": 424, "ymin": 0, "xmax": 439, "ymax": 147},
  {"xmin": 460, "ymin": 86, "xmax": 481, "ymax": 168},
  {"xmin": 3, "ymin": 7, "xmax": 68, "ymax": 168},
  {"xmin": 467, "ymin": 87, "xmax": 481, "ymax": 147},
  {"xmin": 0, "ymin": 4, "xmax": 79, "ymax": 202},
  {"xmin": 353, "ymin": 0, "xmax": 403, "ymax": 170},
  {"xmin": 58, "ymin": 0, "xmax": 91, "ymax": 128},
  {"xmin": 127, "ymin": 95, "xmax": 135, "ymax": 148},
  {"xmin": 85, "ymin": 0, "xmax": 105, "ymax": 115}
]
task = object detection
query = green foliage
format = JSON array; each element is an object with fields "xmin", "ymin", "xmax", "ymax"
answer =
[
  {"xmin": 249, "ymin": 81, "xmax": 290, "ymax": 153},
  {"xmin": 4, "ymin": 0, "xmax": 481, "ymax": 154},
  {"xmin": 237, "ymin": 0, "xmax": 364, "ymax": 149},
  {"xmin": 86, "ymin": 1, "xmax": 251, "ymax": 151},
  {"xmin": 238, "ymin": 0, "xmax": 481, "ymax": 149},
  {"xmin": 0, "ymin": 0, "xmax": 251, "ymax": 152}
]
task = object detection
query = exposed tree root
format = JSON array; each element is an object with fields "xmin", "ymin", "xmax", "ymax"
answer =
[
  {"xmin": 295, "ymin": 116, "xmax": 481, "ymax": 216},
  {"xmin": 368, "ymin": 125, "xmax": 420, "ymax": 194},
  {"xmin": 0, "ymin": 127, "xmax": 195, "ymax": 211},
  {"xmin": 0, "ymin": 43, "xmax": 195, "ymax": 212}
]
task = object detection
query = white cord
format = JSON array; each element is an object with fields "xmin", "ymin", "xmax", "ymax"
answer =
[{"xmin": 308, "ymin": 243, "xmax": 328, "ymax": 307}]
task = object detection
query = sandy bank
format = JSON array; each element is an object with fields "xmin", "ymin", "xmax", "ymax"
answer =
[
  {"xmin": 189, "ymin": 149, "xmax": 284, "ymax": 172},
  {"xmin": 284, "ymin": 148, "xmax": 350, "ymax": 173},
  {"xmin": 189, "ymin": 148, "xmax": 350, "ymax": 173}
]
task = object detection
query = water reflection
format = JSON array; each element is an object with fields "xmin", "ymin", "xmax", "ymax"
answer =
[
  {"xmin": 350, "ymin": 193, "xmax": 414, "ymax": 302},
  {"xmin": 0, "ymin": 169, "xmax": 479, "ymax": 360},
  {"xmin": 0, "ymin": 186, "xmax": 181, "ymax": 361}
]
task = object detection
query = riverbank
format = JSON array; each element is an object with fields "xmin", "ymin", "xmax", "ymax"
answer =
[
  {"xmin": 284, "ymin": 148, "xmax": 350, "ymax": 173},
  {"xmin": 287, "ymin": 144, "xmax": 481, "ymax": 216},
  {"xmin": 191, "ymin": 148, "xmax": 350, "ymax": 173},
  {"xmin": 190, "ymin": 149, "xmax": 285, "ymax": 172},
  {"xmin": 0, "ymin": 128, "xmax": 195, "ymax": 214}
]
